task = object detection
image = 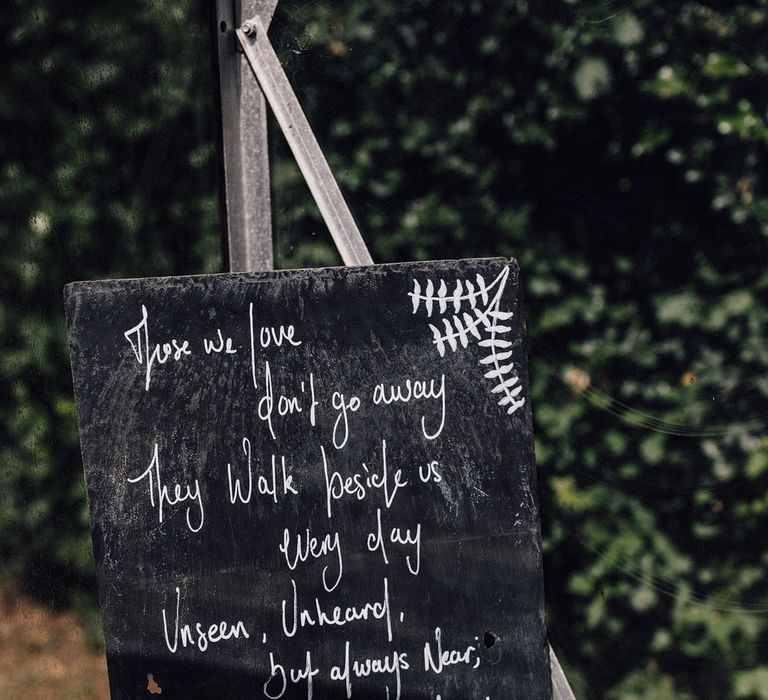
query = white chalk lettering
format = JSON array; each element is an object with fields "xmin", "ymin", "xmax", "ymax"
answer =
[
  {"xmin": 321, "ymin": 440, "xmax": 408, "ymax": 519},
  {"xmin": 127, "ymin": 443, "xmax": 204, "ymax": 532},
  {"xmin": 203, "ymin": 328, "xmax": 237, "ymax": 354},
  {"xmin": 282, "ymin": 577, "xmax": 393, "ymax": 642},
  {"xmin": 372, "ymin": 373, "xmax": 446, "ymax": 440},
  {"xmin": 256, "ymin": 361, "xmax": 305, "ymax": 441},
  {"xmin": 227, "ymin": 438, "xmax": 297, "ymax": 505},
  {"xmin": 330, "ymin": 640, "xmax": 409, "ymax": 700},
  {"xmin": 161, "ymin": 587, "xmax": 249, "ymax": 654},
  {"xmin": 123, "ymin": 305, "xmax": 191, "ymax": 390},
  {"xmin": 331, "ymin": 391, "xmax": 361, "ymax": 449},
  {"xmin": 423, "ymin": 627, "xmax": 480, "ymax": 674},
  {"xmin": 259, "ymin": 324, "xmax": 303, "ymax": 348},
  {"xmin": 279, "ymin": 528, "xmax": 344, "ymax": 592},
  {"xmin": 366, "ymin": 508, "xmax": 422, "ymax": 575}
]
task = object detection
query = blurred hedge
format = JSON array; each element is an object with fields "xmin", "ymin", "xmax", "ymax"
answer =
[{"xmin": 2, "ymin": 1, "xmax": 767, "ymax": 697}]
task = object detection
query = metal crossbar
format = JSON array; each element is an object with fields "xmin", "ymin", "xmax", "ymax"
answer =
[{"xmin": 236, "ymin": 15, "xmax": 373, "ymax": 267}]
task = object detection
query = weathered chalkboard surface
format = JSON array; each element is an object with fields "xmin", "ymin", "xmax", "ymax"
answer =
[{"xmin": 65, "ymin": 258, "xmax": 551, "ymax": 699}]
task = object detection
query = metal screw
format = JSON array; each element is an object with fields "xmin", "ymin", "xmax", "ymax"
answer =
[{"xmin": 241, "ymin": 21, "xmax": 256, "ymax": 37}]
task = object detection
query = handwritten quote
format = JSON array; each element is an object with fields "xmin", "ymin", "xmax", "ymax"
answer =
[{"xmin": 66, "ymin": 262, "xmax": 548, "ymax": 699}]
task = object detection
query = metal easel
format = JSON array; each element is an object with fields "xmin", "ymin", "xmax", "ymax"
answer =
[{"xmin": 211, "ymin": 2, "xmax": 575, "ymax": 696}]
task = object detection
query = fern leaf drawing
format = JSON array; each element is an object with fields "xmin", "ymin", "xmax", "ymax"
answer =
[
  {"xmin": 442, "ymin": 318, "xmax": 458, "ymax": 352},
  {"xmin": 437, "ymin": 279, "xmax": 448, "ymax": 313},
  {"xmin": 491, "ymin": 375, "xmax": 520, "ymax": 393},
  {"xmin": 498, "ymin": 385, "xmax": 523, "ymax": 406},
  {"xmin": 463, "ymin": 312, "xmax": 481, "ymax": 340},
  {"xmin": 484, "ymin": 363, "xmax": 516, "ymax": 380},
  {"xmin": 409, "ymin": 266, "xmax": 526, "ymax": 416},
  {"xmin": 488, "ymin": 310, "xmax": 513, "ymax": 321},
  {"xmin": 478, "ymin": 338, "xmax": 512, "ymax": 349},
  {"xmin": 412, "ymin": 280, "xmax": 421, "ymax": 313},
  {"xmin": 485, "ymin": 323, "xmax": 512, "ymax": 334},
  {"xmin": 452, "ymin": 315, "xmax": 470, "ymax": 348},
  {"xmin": 465, "ymin": 280, "xmax": 476, "ymax": 308},
  {"xmin": 429, "ymin": 323, "xmax": 445, "ymax": 357},
  {"xmin": 479, "ymin": 350, "xmax": 512, "ymax": 364},
  {"xmin": 453, "ymin": 280, "xmax": 463, "ymax": 313},
  {"xmin": 476, "ymin": 274, "xmax": 488, "ymax": 305},
  {"xmin": 408, "ymin": 268, "xmax": 507, "ymax": 316}
]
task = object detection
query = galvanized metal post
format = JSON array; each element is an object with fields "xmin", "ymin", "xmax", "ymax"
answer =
[{"xmin": 212, "ymin": 0, "xmax": 278, "ymax": 272}]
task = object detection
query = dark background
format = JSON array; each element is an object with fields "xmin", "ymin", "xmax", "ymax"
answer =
[{"xmin": 1, "ymin": 1, "xmax": 767, "ymax": 697}]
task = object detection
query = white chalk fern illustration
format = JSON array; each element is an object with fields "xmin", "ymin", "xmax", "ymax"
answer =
[{"xmin": 409, "ymin": 267, "xmax": 525, "ymax": 414}]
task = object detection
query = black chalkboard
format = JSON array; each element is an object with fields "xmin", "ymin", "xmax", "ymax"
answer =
[{"xmin": 65, "ymin": 258, "xmax": 551, "ymax": 699}]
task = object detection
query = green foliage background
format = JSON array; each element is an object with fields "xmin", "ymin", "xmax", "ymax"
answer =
[{"xmin": 2, "ymin": 1, "xmax": 768, "ymax": 696}]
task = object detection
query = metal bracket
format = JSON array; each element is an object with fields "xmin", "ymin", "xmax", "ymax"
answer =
[{"xmin": 236, "ymin": 15, "xmax": 373, "ymax": 267}]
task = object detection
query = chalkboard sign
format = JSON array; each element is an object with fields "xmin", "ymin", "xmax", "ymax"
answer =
[{"xmin": 65, "ymin": 258, "xmax": 551, "ymax": 699}]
